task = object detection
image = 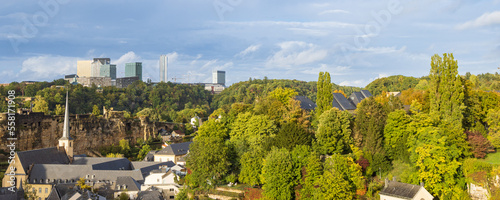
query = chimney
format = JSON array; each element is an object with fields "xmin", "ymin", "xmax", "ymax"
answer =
[
  {"xmin": 420, "ymin": 182, "xmax": 424, "ymax": 187},
  {"xmin": 393, "ymin": 176, "xmax": 397, "ymax": 181},
  {"xmin": 384, "ymin": 178, "xmax": 389, "ymax": 188}
]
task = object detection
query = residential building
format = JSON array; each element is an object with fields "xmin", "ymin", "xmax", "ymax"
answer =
[
  {"xmin": 153, "ymin": 142, "xmax": 192, "ymax": 164},
  {"xmin": 349, "ymin": 90, "xmax": 373, "ymax": 106},
  {"xmin": 294, "ymin": 96, "xmax": 317, "ymax": 111},
  {"xmin": 76, "ymin": 77, "xmax": 112, "ymax": 87},
  {"xmin": 91, "ymin": 58, "xmax": 110, "ymax": 77},
  {"xmin": 99, "ymin": 64, "xmax": 117, "ymax": 79},
  {"xmin": 204, "ymin": 83, "xmax": 225, "ymax": 94},
  {"xmin": 212, "ymin": 70, "xmax": 225, "ymax": 86},
  {"xmin": 380, "ymin": 179, "xmax": 433, "ymax": 200},
  {"xmin": 77, "ymin": 60, "xmax": 92, "ymax": 77},
  {"xmin": 125, "ymin": 62, "xmax": 143, "ymax": 81},
  {"xmin": 160, "ymin": 55, "xmax": 168, "ymax": 82},
  {"xmin": 332, "ymin": 93, "xmax": 356, "ymax": 112}
]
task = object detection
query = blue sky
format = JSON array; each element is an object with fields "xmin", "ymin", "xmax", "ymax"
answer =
[{"xmin": 1, "ymin": 0, "xmax": 499, "ymax": 87}]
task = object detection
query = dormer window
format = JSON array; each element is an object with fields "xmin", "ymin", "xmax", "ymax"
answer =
[
  {"xmin": 86, "ymin": 174, "xmax": 89, "ymax": 179},
  {"xmin": 117, "ymin": 185, "xmax": 120, "ymax": 190},
  {"xmin": 123, "ymin": 184, "xmax": 127, "ymax": 189},
  {"xmin": 92, "ymin": 175, "xmax": 95, "ymax": 179}
]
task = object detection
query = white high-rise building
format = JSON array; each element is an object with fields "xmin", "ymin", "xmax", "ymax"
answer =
[
  {"xmin": 159, "ymin": 55, "xmax": 168, "ymax": 82},
  {"xmin": 212, "ymin": 70, "xmax": 225, "ymax": 86}
]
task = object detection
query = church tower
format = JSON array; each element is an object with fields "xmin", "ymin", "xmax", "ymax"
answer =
[{"xmin": 58, "ymin": 91, "xmax": 73, "ymax": 160}]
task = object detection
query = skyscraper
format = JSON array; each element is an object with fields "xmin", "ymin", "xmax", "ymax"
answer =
[
  {"xmin": 76, "ymin": 60, "xmax": 92, "ymax": 77},
  {"xmin": 159, "ymin": 55, "xmax": 168, "ymax": 82},
  {"xmin": 99, "ymin": 64, "xmax": 116, "ymax": 79},
  {"xmin": 212, "ymin": 70, "xmax": 226, "ymax": 86},
  {"xmin": 91, "ymin": 58, "xmax": 110, "ymax": 77},
  {"xmin": 125, "ymin": 62, "xmax": 142, "ymax": 81}
]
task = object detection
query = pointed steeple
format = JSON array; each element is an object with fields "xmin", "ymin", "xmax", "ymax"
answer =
[{"xmin": 61, "ymin": 91, "xmax": 72, "ymax": 140}]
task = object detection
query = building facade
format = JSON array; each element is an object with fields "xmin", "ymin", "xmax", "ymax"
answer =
[
  {"xmin": 76, "ymin": 60, "xmax": 92, "ymax": 77},
  {"xmin": 77, "ymin": 77, "xmax": 112, "ymax": 87},
  {"xmin": 212, "ymin": 70, "xmax": 226, "ymax": 86},
  {"xmin": 125, "ymin": 62, "xmax": 142, "ymax": 81},
  {"xmin": 160, "ymin": 55, "xmax": 168, "ymax": 82},
  {"xmin": 99, "ymin": 64, "xmax": 117, "ymax": 79},
  {"xmin": 91, "ymin": 58, "xmax": 110, "ymax": 77},
  {"xmin": 116, "ymin": 76, "xmax": 140, "ymax": 89}
]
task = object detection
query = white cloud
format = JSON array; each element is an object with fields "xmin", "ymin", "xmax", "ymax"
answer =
[
  {"xmin": 19, "ymin": 55, "xmax": 78, "ymax": 80},
  {"xmin": 114, "ymin": 51, "xmax": 141, "ymax": 67},
  {"xmin": 236, "ymin": 44, "xmax": 261, "ymax": 57},
  {"xmin": 319, "ymin": 9, "xmax": 350, "ymax": 15},
  {"xmin": 355, "ymin": 46, "xmax": 407, "ymax": 54},
  {"xmin": 266, "ymin": 41, "xmax": 328, "ymax": 68},
  {"xmin": 301, "ymin": 64, "xmax": 350, "ymax": 75},
  {"xmin": 339, "ymin": 79, "xmax": 368, "ymax": 87},
  {"xmin": 456, "ymin": 11, "xmax": 500, "ymax": 30}
]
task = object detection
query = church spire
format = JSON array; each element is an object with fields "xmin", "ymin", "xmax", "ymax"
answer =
[{"xmin": 61, "ymin": 91, "xmax": 72, "ymax": 140}]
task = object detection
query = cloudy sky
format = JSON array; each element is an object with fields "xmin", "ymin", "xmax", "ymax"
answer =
[{"xmin": 1, "ymin": 0, "xmax": 499, "ymax": 87}]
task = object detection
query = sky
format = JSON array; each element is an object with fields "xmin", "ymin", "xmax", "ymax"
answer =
[{"xmin": 1, "ymin": 0, "xmax": 500, "ymax": 87}]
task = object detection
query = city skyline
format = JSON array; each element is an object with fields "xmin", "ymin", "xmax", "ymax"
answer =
[{"xmin": 0, "ymin": 1, "xmax": 499, "ymax": 87}]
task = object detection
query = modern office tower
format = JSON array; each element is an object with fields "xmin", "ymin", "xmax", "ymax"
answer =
[
  {"xmin": 125, "ymin": 62, "xmax": 142, "ymax": 81},
  {"xmin": 76, "ymin": 60, "xmax": 92, "ymax": 77},
  {"xmin": 159, "ymin": 55, "xmax": 168, "ymax": 82},
  {"xmin": 91, "ymin": 58, "xmax": 110, "ymax": 77},
  {"xmin": 99, "ymin": 64, "xmax": 117, "ymax": 80},
  {"xmin": 212, "ymin": 70, "xmax": 226, "ymax": 86}
]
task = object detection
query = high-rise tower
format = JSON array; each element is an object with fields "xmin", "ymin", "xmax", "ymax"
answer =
[
  {"xmin": 159, "ymin": 55, "xmax": 168, "ymax": 82},
  {"xmin": 125, "ymin": 62, "xmax": 142, "ymax": 81},
  {"xmin": 212, "ymin": 70, "xmax": 226, "ymax": 86}
]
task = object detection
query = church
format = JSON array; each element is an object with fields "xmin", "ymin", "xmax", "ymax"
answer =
[{"xmin": 2, "ymin": 92, "xmax": 177, "ymax": 200}]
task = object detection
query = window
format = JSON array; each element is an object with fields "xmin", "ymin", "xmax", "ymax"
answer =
[
  {"xmin": 170, "ymin": 196, "xmax": 175, "ymax": 199},
  {"xmin": 69, "ymin": 142, "xmax": 72, "ymax": 147},
  {"xmin": 45, "ymin": 188, "xmax": 48, "ymax": 193},
  {"xmin": 170, "ymin": 188, "xmax": 174, "ymax": 192},
  {"xmin": 39, "ymin": 188, "xmax": 41, "ymax": 193}
]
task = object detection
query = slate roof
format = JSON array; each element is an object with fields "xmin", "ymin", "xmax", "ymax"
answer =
[
  {"xmin": 333, "ymin": 93, "xmax": 356, "ymax": 111},
  {"xmin": 29, "ymin": 164, "xmax": 145, "ymax": 184},
  {"xmin": 156, "ymin": 142, "xmax": 192, "ymax": 156},
  {"xmin": 115, "ymin": 176, "xmax": 141, "ymax": 191},
  {"xmin": 136, "ymin": 190, "xmax": 165, "ymax": 200},
  {"xmin": 17, "ymin": 147, "xmax": 69, "ymax": 173},
  {"xmin": 294, "ymin": 96, "xmax": 317, "ymax": 110},
  {"xmin": 349, "ymin": 90, "xmax": 373, "ymax": 106},
  {"xmin": 131, "ymin": 161, "xmax": 175, "ymax": 177},
  {"xmin": 380, "ymin": 180, "xmax": 423, "ymax": 199}
]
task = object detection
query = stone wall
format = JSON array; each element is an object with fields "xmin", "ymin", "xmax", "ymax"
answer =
[{"xmin": 0, "ymin": 112, "xmax": 175, "ymax": 154}]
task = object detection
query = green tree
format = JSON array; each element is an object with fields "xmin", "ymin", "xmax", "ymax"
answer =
[
  {"xmin": 54, "ymin": 104, "xmax": 65, "ymax": 115},
  {"xmin": 384, "ymin": 109, "xmax": 411, "ymax": 162},
  {"xmin": 315, "ymin": 72, "xmax": 333, "ymax": 119},
  {"xmin": 314, "ymin": 154, "xmax": 364, "ymax": 200},
  {"xmin": 429, "ymin": 53, "xmax": 469, "ymax": 156},
  {"xmin": 106, "ymin": 153, "xmax": 124, "ymax": 158},
  {"xmin": 137, "ymin": 144, "xmax": 152, "ymax": 161},
  {"xmin": 268, "ymin": 87, "xmax": 298, "ymax": 106},
  {"xmin": 315, "ymin": 108, "xmax": 352, "ymax": 155},
  {"xmin": 274, "ymin": 122, "xmax": 313, "ymax": 151},
  {"xmin": 239, "ymin": 148, "xmax": 264, "ymax": 186},
  {"xmin": 261, "ymin": 148, "xmax": 296, "ymax": 200},
  {"xmin": 230, "ymin": 113, "xmax": 276, "ymax": 155},
  {"xmin": 92, "ymin": 105, "xmax": 101, "ymax": 116},
  {"xmin": 32, "ymin": 95, "xmax": 49, "ymax": 114},
  {"xmin": 119, "ymin": 192, "xmax": 129, "ymax": 200},
  {"xmin": 486, "ymin": 108, "xmax": 500, "ymax": 148}
]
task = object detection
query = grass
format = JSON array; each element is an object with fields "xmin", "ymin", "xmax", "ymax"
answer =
[{"xmin": 484, "ymin": 151, "xmax": 500, "ymax": 165}]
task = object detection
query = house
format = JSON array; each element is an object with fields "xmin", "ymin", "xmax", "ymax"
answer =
[
  {"xmin": 380, "ymin": 178, "xmax": 433, "ymax": 200},
  {"xmin": 294, "ymin": 96, "xmax": 317, "ymax": 111},
  {"xmin": 348, "ymin": 90, "xmax": 373, "ymax": 106},
  {"xmin": 114, "ymin": 176, "xmax": 142, "ymax": 199},
  {"xmin": 143, "ymin": 165, "xmax": 185, "ymax": 200},
  {"xmin": 46, "ymin": 184, "xmax": 106, "ymax": 200},
  {"xmin": 153, "ymin": 142, "xmax": 192, "ymax": 164},
  {"xmin": 136, "ymin": 190, "xmax": 165, "ymax": 200},
  {"xmin": 332, "ymin": 93, "xmax": 356, "ymax": 112},
  {"xmin": 171, "ymin": 130, "xmax": 185, "ymax": 138}
]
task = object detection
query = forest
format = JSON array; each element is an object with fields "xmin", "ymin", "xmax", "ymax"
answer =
[{"xmin": 1, "ymin": 53, "xmax": 500, "ymax": 199}]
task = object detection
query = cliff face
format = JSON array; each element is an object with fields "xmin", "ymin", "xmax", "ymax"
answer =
[{"xmin": 0, "ymin": 112, "xmax": 174, "ymax": 154}]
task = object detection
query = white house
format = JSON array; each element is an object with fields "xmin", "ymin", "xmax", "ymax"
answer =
[
  {"xmin": 380, "ymin": 178, "xmax": 434, "ymax": 200},
  {"xmin": 142, "ymin": 166, "xmax": 185, "ymax": 200}
]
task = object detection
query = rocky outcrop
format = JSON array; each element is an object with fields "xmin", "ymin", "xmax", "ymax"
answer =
[{"xmin": 0, "ymin": 112, "xmax": 175, "ymax": 155}]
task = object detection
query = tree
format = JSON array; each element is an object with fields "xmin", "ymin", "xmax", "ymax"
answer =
[
  {"xmin": 274, "ymin": 122, "xmax": 313, "ymax": 151},
  {"xmin": 486, "ymin": 108, "xmax": 500, "ymax": 148},
  {"xmin": 137, "ymin": 144, "xmax": 152, "ymax": 161},
  {"xmin": 268, "ymin": 87, "xmax": 298, "ymax": 106},
  {"xmin": 429, "ymin": 53, "xmax": 469, "ymax": 155},
  {"xmin": 354, "ymin": 98, "xmax": 391, "ymax": 173},
  {"xmin": 32, "ymin": 95, "xmax": 49, "ymax": 114},
  {"xmin": 316, "ymin": 72, "xmax": 333, "ymax": 119},
  {"xmin": 76, "ymin": 177, "xmax": 92, "ymax": 190},
  {"xmin": 54, "ymin": 104, "xmax": 65, "ymax": 115},
  {"xmin": 106, "ymin": 153, "xmax": 124, "ymax": 158},
  {"xmin": 92, "ymin": 105, "xmax": 101, "ymax": 115},
  {"xmin": 466, "ymin": 131, "xmax": 494, "ymax": 159},
  {"xmin": 239, "ymin": 148, "xmax": 264, "ymax": 185},
  {"xmin": 119, "ymin": 192, "xmax": 129, "ymax": 200},
  {"xmin": 119, "ymin": 139, "xmax": 131, "ymax": 153},
  {"xmin": 384, "ymin": 109, "xmax": 411, "ymax": 162},
  {"xmin": 261, "ymin": 148, "xmax": 296, "ymax": 200},
  {"xmin": 315, "ymin": 108, "xmax": 353, "ymax": 155},
  {"xmin": 313, "ymin": 154, "xmax": 364, "ymax": 200}
]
